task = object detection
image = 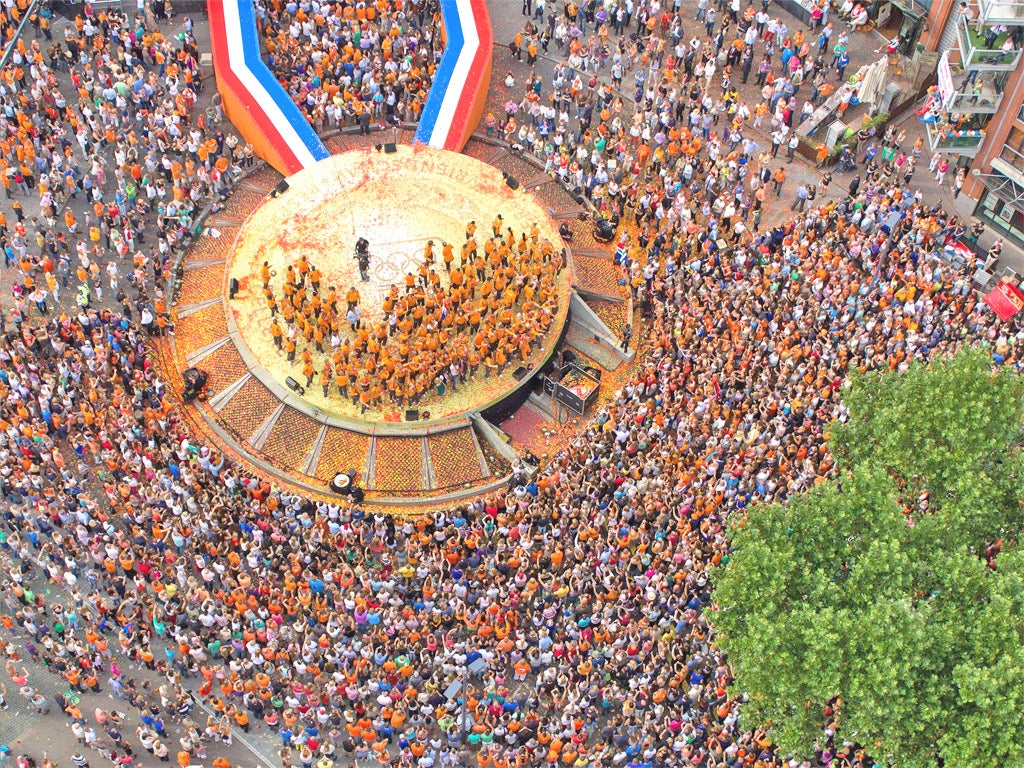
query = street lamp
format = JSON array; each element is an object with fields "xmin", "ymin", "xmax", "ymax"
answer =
[{"xmin": 444, "ymin": 651, "xmax": 488, "ymax": 743}]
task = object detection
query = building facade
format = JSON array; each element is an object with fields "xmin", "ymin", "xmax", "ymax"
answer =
[{"xmin": 917, "ymin": 0, "xmax": 1024, "ymax": 249}]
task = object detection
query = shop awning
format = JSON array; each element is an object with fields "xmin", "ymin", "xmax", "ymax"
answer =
[{"xmin": 977, "ymin": 160, "xmax": 1024, "ymax": 208}]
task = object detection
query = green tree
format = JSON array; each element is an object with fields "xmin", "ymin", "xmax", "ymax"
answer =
[{"xmin": 713, "ymin": 350, "xmax": 1024, "ymax": 768}]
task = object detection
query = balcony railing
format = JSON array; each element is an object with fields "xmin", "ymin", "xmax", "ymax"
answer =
[
  {"xmin": 945, "ymin": 89, "xmax": 1004, "ymax": 114},
  {"xmin": 926, "ymin": 123, "xmax": 986, "ymax": 156},
  {"xmin": 977, "ymin": 0, "xmax": 1024, "ymax": 25},
  {"xmin": 956, "ymin": 15, "xmax": 1022, "ymax": 70}
]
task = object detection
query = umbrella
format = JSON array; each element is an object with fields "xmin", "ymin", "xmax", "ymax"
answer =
[{"xmin": 856, "ymin": 56, "xmax": 889, "ymax": 107}]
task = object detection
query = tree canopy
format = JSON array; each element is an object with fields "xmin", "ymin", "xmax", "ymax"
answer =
[{"xmin": 712, "ymin": 350, "xmax": 1024, "ymax": 768}]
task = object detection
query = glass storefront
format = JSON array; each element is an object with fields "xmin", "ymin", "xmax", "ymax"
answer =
[{"xmin": 976, "ymin": 189, "xmax": 1024, "ymax": 247}]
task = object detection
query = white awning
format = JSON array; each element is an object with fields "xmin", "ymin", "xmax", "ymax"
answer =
[{"xmin": 976, "ymin": 161, "xmax": 1024, "ymax": 207}]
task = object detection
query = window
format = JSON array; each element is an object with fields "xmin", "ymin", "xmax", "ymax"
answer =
[{"xmin": 1001, "ymin": 127, "xmax": 1024, "ymax": 173}]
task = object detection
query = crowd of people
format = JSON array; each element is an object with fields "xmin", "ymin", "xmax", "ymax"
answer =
[
  {"xmin": 1, "ymin": 1, "xmax": 1023, "ymax": 768},
  {"xmin": 258, "ymin": 0, "xmax": 444, "ymax": 132},
  {"xmin": 0, "ymin": 0, "xmax": 244, "ymax": 337},
  {"xmin": 260, "ymin": 218, "xmax": 564, "ymax": 410},
  {"xmin": 1, "ymin": 171, "xmax": 1018, "ymax": 768},
  {"xmin": 494, "ymin": 0, "xmax": 875, "ymax": 235}
]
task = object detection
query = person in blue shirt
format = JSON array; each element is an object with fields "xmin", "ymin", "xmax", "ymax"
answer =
[{"xmin": 837, "ymin": 50, "xmax": 850, "ymax": 79}]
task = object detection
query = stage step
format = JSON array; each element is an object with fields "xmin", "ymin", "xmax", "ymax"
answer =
[{"xmin": 564, "ymin": 325, "xmax": 627, "ymax": 372}]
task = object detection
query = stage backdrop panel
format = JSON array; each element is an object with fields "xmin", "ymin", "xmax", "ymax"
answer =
[
  {"xmin": 207, "ymin": 0, "xmax": 330, "ymax": 176},
  {"xmin": 412, "ymin": 0, "xmax": 493, "ymax": 152}
]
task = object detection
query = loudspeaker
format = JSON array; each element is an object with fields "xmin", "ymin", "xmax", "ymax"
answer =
[
  {"xmin": 405, "ymin": 409, "xmax": 419, "ymax": 421},
  {"xmin": 271, "ymin": 180, "xmax": 289, "ymax": 197},
  {"xmin": 329, "ymin": 473, "xmax": 351, "ymax": 495},
  {"xmin": 285, "ymin": 376, "xmax": 305, "ymax": 395},
  {"xmin": 350, "ymin": 486, "xmax": 365, "ymax": 503},
  {"xmin": 594, "ymin": 217, "xmax": 617, "ymax": 242},
  {"xmin": 512, "ymin": 366, "xmax": 528, "ymax": 381},
  {"xmin": 503, "ymin": 172, "xmax": 520, "ymax": 190},
  {"xmin": 384, "ymin": 142, "xmax": 397, "ymax": 154},
  {"xmin": 228, "ymin": 277, "xmax": 239, "ymax": 299}
]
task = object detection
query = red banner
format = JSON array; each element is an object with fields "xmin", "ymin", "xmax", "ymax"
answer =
[
  {"xmin": 984, "ymin": 280, "xmax": 1024, "ymax": 321},
  {"xmin": 948, "ymin": 239, "xmax": 975, "ymax": 263}
]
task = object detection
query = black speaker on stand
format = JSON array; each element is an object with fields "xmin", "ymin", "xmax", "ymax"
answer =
[
  {"xmin": 271, "ymin": 180, "xmax": 290, "ymax": 197},
  {"xmin": 502, "ymin": 171, "xmax": 520, "ymax": 190}
]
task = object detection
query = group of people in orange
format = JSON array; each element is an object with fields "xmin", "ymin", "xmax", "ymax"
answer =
[{"xmin": 261, "ymin": 216, "xmax": 564, "ymax": 412}]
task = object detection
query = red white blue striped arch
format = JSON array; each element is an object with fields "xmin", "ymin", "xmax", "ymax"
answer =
[
  {"xmin": 414, "ymin": 0, "xmax": 493, "ymax": 152},
  {"xmin": 208, "ymin": 0, "xmax": 329, "ymax": 176}
]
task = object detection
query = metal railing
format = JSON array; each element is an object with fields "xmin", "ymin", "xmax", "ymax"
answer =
[
  {"xmin": 0, "ymin": 0, "xmax": 42, "ymax": 70},
  {"xmin": 926, "ymin": 122, "xmax": 986, "ymax": 155},
  {"xmin": 945, "ymin": 89, "xmax": 1004, "ymax": 113},
  {"xmin": 956, "ymin": 15, "xmax": 1022, "ymax": 70},
  {"xmin": 977, "ymin": 0, "xmax": 1024, "ymax": 25}
]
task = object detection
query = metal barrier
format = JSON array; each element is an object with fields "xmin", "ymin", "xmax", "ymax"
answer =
[{"xmin": 0, "ymin": 0, "xmax": 43, "ymax": 70}]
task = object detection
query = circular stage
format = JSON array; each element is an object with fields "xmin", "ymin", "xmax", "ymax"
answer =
[
  {"xmin": 164, "ymin": 133, "xmax": 618, "ymax": 506},
  {"xmin": 226, "ymin": 146, "xmax": 570, "ymax": 425}
]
